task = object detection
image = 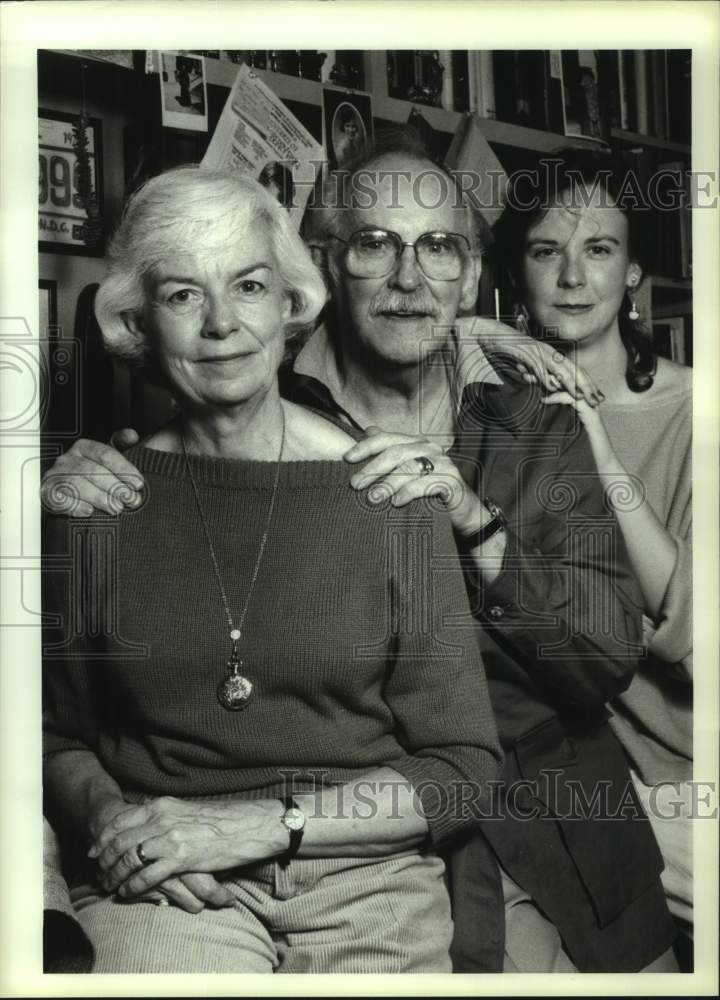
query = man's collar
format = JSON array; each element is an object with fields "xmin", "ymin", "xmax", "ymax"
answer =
[
  {"xmin": 292, "ymin": 317, "xmax": 507, "ymax": 431},
  {"xmin": 293, "ymin": 322, "xmax": 348, "ymax": 410}
]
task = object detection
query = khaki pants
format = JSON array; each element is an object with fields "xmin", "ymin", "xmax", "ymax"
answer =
[{"xmin": 72, "ymin": 852, "xmax": 453, "ymax": 974}]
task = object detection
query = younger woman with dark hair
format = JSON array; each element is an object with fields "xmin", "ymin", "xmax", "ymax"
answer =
[{"xmin": 493, "ymin": 148, "xmax": 693, "ymax": 937}]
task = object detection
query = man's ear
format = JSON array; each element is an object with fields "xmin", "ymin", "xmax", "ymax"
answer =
[{"xmin": 459, "ymin": 255, "xmax": 482, "ymax": 312}]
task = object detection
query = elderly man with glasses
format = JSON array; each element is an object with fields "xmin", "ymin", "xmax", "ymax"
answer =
[{"xmin": 42, "ymin": 134, "xmax": 678, "ymax": 974}]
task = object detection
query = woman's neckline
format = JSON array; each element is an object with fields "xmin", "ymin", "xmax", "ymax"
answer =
[
  {"xmin": 126, "ymin": 442, "xmax": 356, "ymax": 489},
  {"xmin": 599, "ymin": 383, "xmax": 691, "ymax": 411}
]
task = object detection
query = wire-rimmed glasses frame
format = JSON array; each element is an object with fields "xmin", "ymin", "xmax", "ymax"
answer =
[{"xmin": 327, "ymin": 227, "xmax": 473, "ymax": 281}]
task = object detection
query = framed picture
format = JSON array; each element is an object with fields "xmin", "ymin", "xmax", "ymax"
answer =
[
  {"xmin": 159, "ymin": 52, "xmax": 209, "ymax": 132},
  {"xmin": 39, "ymin": 108, "xmax": 104, "ymax": 255},
  {"xmin": 38, "ymin": 278, "xmax": 57, "ymax": 337},
  {"xmin": 322, "ymin": 87, "xmax": 373, "ymax": 169}
]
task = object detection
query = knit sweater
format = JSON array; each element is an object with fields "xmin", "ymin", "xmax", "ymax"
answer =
[
  {"xmin": 602, "ymin": 370, "xmax": 693, "ymax": 784},
  {"xmin": 43, "ymin": 446, "xmax": 502, "ymax": 848}
]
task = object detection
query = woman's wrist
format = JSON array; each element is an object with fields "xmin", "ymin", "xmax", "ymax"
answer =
[{"xmin": 87, "ymin": 788, "xmax": 127, "ymax": 840}]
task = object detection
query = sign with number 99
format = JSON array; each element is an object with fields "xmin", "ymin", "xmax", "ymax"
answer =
[{"xmin": 39, "ymin": 109, "xmax": 103, "ymax": 255}]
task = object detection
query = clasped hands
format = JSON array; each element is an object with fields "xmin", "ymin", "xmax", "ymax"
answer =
[{"xmin": 89, "ymin": 795, "xmax": 287, "ymax": 913}]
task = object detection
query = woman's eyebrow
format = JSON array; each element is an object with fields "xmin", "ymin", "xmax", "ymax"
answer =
[
  {"xmin": 231, "ymin": 262, "xmax": 273, "ymax": 278},
  {"xmin": 526, "ymin": 237, "xmax": 561, "ymax": 247},
  {"xmin": 585, "ymin": 235, "xmax": 621, "ymax": 245},
  {"xmin": 525, "ymin": 235, "xmax": 621, "ymax": 248}
]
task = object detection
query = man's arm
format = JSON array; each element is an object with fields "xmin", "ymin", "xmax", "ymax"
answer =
[
  {"xmin": 344, "ymin": 414, "xmax": 643, "ymax": 712},
  {"xmin": 458, "ymin": 393, "xmax": 645, "ymax": 712}
]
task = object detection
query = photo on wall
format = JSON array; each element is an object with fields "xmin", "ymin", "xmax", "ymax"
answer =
[
  {"xmin": 159, "ymin": 51, "xmax": 208, "ymax": 132},
  {"xmin": 322, "ymin": 87, "xmax": 373, "ymax": 168}
]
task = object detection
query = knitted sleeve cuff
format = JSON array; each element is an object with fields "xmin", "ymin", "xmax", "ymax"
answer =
[{"xmin": 385, "ymin": 752, "xmax": 496, "ymax": 849}]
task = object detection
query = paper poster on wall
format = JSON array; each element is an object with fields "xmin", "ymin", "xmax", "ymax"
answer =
[
  {"xmin": 159, "ymin": 52, "xmax": 208, "ymax": 132},
  {"xmin": 322, "ymin": 87, "xmax": 373, "ymax": 169},
  {"xmin": 202, "ymin": 63, "xmax": 324, "ymax": 227}
]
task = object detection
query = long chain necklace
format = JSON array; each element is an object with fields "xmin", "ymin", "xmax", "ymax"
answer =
[{"xmin": 181, "ymin": 407, "xmax": 286, "ymax": 711}]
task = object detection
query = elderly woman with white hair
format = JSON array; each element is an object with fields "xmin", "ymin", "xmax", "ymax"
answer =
[{"xmin": 42, "ymin": 166, "xmax": 501, "ymax": 974}]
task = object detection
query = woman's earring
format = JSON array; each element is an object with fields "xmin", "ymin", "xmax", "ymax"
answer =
[{"xmin": 627, "ymin": 276, "xmax": 640, "ymax": 321}]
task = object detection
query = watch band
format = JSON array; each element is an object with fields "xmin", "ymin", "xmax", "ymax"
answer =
[
  {"xmin": 463, "ymin": 497, "xmax": 507, "ymax": 549},
  {"xmin": 278, "ymin": 795, "xmax": 305, "ymax": 867}
]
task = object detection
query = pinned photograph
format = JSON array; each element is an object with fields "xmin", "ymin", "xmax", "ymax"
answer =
[
  {"xmin": 322, "ymin": 87, "xmax": 373, "ymax": 168},
  {"xmin": 159, "ymin": 51, "xmax": 208, "ymax": 132}
]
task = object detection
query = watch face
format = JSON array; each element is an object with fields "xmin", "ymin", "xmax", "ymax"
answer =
[
  {"xmin": 485, "ymin": 498, "xmax": 507, "ymax": 525},
  {"xmin": 283, "ymin": 807, "xmax": 305, "ymax": 832}
]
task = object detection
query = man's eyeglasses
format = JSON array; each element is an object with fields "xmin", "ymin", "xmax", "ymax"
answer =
[{"xmin": 328, "ymin": 228, "xmax": 472, "ymax": 281}]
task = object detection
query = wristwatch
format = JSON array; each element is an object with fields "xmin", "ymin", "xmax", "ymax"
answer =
[
  {"xmin": 279, "ymin": 796, "xmax": 306, "ymax": 866},
  {"xmin": 465, "ymin": 497, "xmax": 507, "ymax": 548}
]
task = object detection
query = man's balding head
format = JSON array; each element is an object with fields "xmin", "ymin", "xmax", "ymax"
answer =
[{"xmin": 305, "ymin": 132, "xmax": 491, "ymax": 255}]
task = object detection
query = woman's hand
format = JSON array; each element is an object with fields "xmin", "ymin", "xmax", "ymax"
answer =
[
  {"xmin": 344, "ymin": 427, "xmax": 488, "ymax": 539},
  {"xmin": 88, "ymin": 796, "xmax": 236, "ymax": 912},
  {"xmin": 540, "ymin": 391, "xmax": 614, "ymax": 465},
  {"xmin": 141, "ymin": 874, "xmax": 237, "ymax": 913},
  {"xmin": 40, "ymin": 431, "xmax": 143, "ymax": 517},
  {"xmin": 89, "ymin": 796, "xmax": 287, "ymax": 898},
  {"xmin": 458, "ymin": 316, "xmax": 603, "ymax": 405}
]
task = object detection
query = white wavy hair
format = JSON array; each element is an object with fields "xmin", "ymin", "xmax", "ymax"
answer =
[{"xmin": 95, "ymin": 165, "xmax": 327, "ymax": 367}]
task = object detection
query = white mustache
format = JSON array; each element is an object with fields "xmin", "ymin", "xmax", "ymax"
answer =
[{"xmin": 371, "ymin": 293, "xmax": 437, "ymax": 316}]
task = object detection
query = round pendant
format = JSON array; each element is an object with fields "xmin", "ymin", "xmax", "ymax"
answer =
[{"xmin": 217, "ymin": 671, "xmax": 253, "ymax": 711}]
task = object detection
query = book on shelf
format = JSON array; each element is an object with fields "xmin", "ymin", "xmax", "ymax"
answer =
[
  {"xmin": 648, "ymin": 50, "xmax": 668, "ymax": 139},
  {"xmin": 438, "ymin": 50, "xmax": 455, "ymax": 111},
  {"xmin": 599, "ymin": 50, "xmax": 640, "ymax": 133},
  {"xmin": 545, "ymin": 51, "xmax": 566, "ymax": 135},
  {"xmin": 451, "ymin": 52, "xmax": 471, "ymax": 113},
  {"xmin": 386, "ymin": 51, "xmax": 444, "ymax": 108},
  {"xmin": 657, "ymin": 161, "xmax": 692, "ymax": 279},
  {"xmin": 608, "ymin": 51, "xmax": 640, "ymax": 133},
  {"xmin": 666, "ymin": 50, "xmax": 691, "ymax": 144},
  {"xmin": 467, "ymin": 51, "xmax": 495, "ymax": 119},
  {"xmin": 560, "ymin": 50, "xmax": 610, "ymax": 141},
  {"xmin": 633, "ymin": 50, "xmax": 649, "ymax": 134},
  {"xmin": 493, "ymin": 51, "xmax": 549, "ymax": 131},
  {"xmin": 653, "ymin": 315, "xmax": 692, "ymax": 366}
]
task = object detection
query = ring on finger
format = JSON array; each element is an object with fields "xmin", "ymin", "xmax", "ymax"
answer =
[
  {"xmin": 136, "ymin": 842, "xmax": 150, "ymax": 865},
  {"xmin": 416, "ymin": 456, "xmax": 434, "ymax": 476}
]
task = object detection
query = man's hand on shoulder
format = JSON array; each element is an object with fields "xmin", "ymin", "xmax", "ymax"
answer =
[{"xmin": 41, "ymin": 431, "xmax": 144, "ymax": 517}]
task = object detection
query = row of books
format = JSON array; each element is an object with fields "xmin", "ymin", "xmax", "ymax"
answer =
[
  {"xmin": 188, "ymin": 50, "xmax": 365, "ymax": 89},
  {"xmin": 653, "ymin": 315, "xmax": 693, "ymax": 366},
  {"xmin": 388, "ymin": 51, "xmax": 690, "ymax": 145}
]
